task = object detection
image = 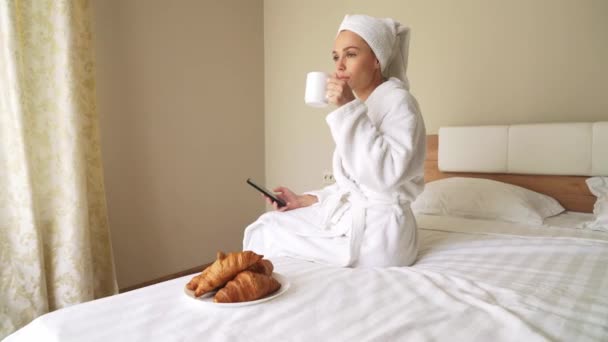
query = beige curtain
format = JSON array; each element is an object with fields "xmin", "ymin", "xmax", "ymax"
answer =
[{"xmin": 0, "ymin": 0, "xmax": 117, "ymax": 338}]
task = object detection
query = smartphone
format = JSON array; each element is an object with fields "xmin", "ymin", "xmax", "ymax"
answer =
[{"xmin": 246, "ymin": 178, "xmax": 287, "ymax": 208}]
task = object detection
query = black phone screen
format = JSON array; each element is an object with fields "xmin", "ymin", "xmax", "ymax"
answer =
[{"xmin": 246, "ymin": 178, "xmax": 286, "ymax": 207}]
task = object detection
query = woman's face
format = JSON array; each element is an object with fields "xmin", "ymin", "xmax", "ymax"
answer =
[{"xmin": 332, "ymin": 30, "xmax": 380, "ymax": 93}]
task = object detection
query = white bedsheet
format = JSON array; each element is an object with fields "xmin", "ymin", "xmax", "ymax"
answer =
[{"xmin": 4, "ymin": 214, "xmax": 608, "ymax": 342}]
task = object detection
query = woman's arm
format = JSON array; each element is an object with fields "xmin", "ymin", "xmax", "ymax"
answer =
[
  {"xmin": 326, "ymin": 95, "xmax": 425, "ymax": 192},
  {"xmin": 263, "ymin": 187, "xmax": 318, "ymax": 212}
]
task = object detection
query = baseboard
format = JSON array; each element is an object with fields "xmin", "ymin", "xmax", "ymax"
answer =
[{"xmin": 119, "ymin": 262, "xmax": 211, "ymax": 293}]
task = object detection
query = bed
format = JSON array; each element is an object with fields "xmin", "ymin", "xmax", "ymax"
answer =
[{"xmin": 4, "ymin": 123, "xmax": 608, "ymax": 342}]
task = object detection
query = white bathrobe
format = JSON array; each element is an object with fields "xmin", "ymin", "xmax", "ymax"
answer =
[{"xmin": 243, "ymin": 77, "xmax": 426, "ymax": 267}]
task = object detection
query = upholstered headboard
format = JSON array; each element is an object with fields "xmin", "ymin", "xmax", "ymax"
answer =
[
  {"xmin": 425, "ymin": 122, "xmax": 607, "ymax": 213},
  {"xmin": 438, "ymin": 122, "xmax": 608, "ymax": 176}
]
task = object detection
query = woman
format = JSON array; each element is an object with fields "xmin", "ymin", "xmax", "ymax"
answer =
[{"xmin": 243, "ymin": 14, "xmax": 426, "ymax": 267}]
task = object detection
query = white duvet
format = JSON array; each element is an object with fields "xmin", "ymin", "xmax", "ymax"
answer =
[{"xmin": 4, "ymin": 214, "xmax": 608, "ymax": 342}]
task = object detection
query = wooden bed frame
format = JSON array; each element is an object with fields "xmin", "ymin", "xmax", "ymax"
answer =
[{"xmin": 425, "ymin": 135, "xmax": 595, "ymax": 213}]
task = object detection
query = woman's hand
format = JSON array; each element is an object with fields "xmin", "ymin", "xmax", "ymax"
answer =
[
  {"xmin": 262, "ymin": 186, "xmax": 318, "ymax": 212},
  {"xmin": 326, "ymin": 72, "xmax": 355, "ymax": 107}
]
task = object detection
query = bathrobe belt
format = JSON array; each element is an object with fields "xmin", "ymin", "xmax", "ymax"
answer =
[{"xmin": 322, "ymin": 190, "xmax": 409, "ymax": 266}]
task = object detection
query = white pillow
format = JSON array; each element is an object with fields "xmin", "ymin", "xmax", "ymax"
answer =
[
  {"xmin": 412, "ymin": 177, "xmax": 565, "ymax": 225},
  {"xmin": 582, "ymin": 177, "xmax": 608, "ymax": 230}
]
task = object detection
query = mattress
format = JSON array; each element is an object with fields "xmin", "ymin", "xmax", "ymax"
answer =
[{"xmin": 4, "ymin": 213, "xmax": 608, "ymax": 342}]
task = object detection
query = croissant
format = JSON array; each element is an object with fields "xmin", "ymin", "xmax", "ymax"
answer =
[
  {"xmin": 186, "ymin": 273, "xmax": 201, "ymax": 291},
  {"xmin": 192, "ymin": 251, "xmax": 263, "ymax": 297},
  {"xmin": 186, "ymin": 253, "xmax": 223, "ymax": 291},
  {"xmin": 247, "ymin": 259, "xmax": 274, "ymax": 276},
  {"xmin": 186, "ymin": 264, "xmax": 210, "ymax": 291},
  {"xmin": 213, "ymin": 271, "xmax": 281, "ymax": 303}
]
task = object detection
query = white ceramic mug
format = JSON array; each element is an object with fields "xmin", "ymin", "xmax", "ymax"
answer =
[{"xmin": 304, "ymin": 71, "xmax": 329, "ymax": 108}]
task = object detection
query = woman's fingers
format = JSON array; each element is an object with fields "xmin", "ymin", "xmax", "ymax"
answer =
[
  {"xmin": 262, "ymin": 186, "xmax": 302, "ymax": 212},
  {"xmin": 326, "ymin": 76, "xmax": 353, "ymax": 105},
  {"xmin": 326, "ymin": 79, "xmax": 345, "ymax": 91},
  {"xmin": 262, "ymin": 192, "xmax": 289, "ymax": 211}
]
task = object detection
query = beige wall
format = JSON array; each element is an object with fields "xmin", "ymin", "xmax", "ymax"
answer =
[
  {"xmin": 264, "ymin": 0, "xmax": 608, "ymax": 196},
  {"xmin": 92, "ymin": 0, "xmax": 265, "ymax": 288}
]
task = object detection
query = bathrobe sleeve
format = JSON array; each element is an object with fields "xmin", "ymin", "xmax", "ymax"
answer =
[
  {"xmin": 325, "ymin": 95, "xmax": 424, "ymax": 192},
  {"xmin": 304, "ymin": 183, "xmax": 339, "ymax": 205}
]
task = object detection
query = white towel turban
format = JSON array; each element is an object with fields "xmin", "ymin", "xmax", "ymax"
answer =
[{"xmin": 338, "ymin": 14, "xmax": 411, "ymax": 89}]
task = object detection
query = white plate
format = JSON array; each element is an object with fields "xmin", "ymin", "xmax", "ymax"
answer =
[{"xmin": 184, "ymin": 272, "xmax": 290, "ymax": 307}]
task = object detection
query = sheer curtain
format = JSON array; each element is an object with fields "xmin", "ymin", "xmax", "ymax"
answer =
[{"xmin": 0, "ymin": 0, "xmax": 117, "ymax": 338}]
